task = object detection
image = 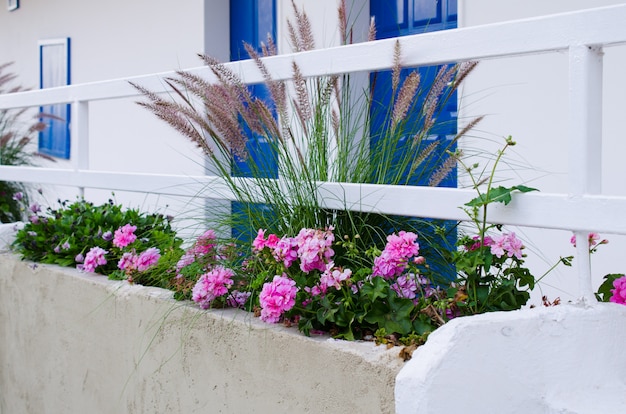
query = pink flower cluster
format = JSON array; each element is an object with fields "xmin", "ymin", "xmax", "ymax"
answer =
[
  {"xmin": 295, "ymin": 228, "xmax": 335, "ymax": 273},
  {"xmin": 82, "ymin": 246, "xmax": 108, "ymax": 273},
  {"xmin": 192, "ymin": 266, "xmax": 235, "ymax": 309},
  {"xmin": 259, "ymin": 274, "xmax": 298, "ymax": 323},
  {"xmin": 319, "ymin": 262, "xmax": 352, "ymax": 291},
  {"xmin": 304, "ymin": 262, "xmax": 354, "ymax": 302},
  {"xmin": 117, "ymin": 247, "xmax": 161, "ymax": 273},
  {"xmin": 227, "ymin": 290, "xmax": 252, "ymax": 308},
  {"xmin": 253, "ymin": 227, "xmax": 335, "ymax": 273},
  {"xmin": 176, "ymin": 230, "xmax": 217, "ymax": 275},
  {"xmin": 372, "ymin": 231, "xmax": 419, "ymax": 279},
  {"xmin": 75, "ymin": 223, "xmax": 162, "ymax": 277},
  {"xmin": 570, "ymin": 232, "xmax": 608, "ymax": 248},
  {"xmin": 252, "ymin": 229, "xmax": 280, "ymax": 252},
  {"xmin": 113, "ymin": 224, "xmax": 137, "ymax": 248},
  {"xmin": 391, "ymin": 273, "xmax": 419, "ymax": 299},
  {"xmin": 467, "ymin": 235, "xmax": 495, "ymax": 251},
  {"xmin": 489, "ymin": 232, "xmax": 524, "ymax": 260},
  {"xmin": 610, "ymin": 275, "xmax": 626, "ymax": 305}
]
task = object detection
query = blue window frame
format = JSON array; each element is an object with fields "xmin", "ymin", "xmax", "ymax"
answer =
[{"xmin": 39, "ymin": 38, "xmax": 71, "ymax": 159}]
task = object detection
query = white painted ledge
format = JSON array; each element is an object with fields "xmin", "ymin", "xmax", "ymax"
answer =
[
  {"xmin": 396, "ymin": 302, "xmax": 626, "ymax": 414},
  {"xmin": 0, "ymin": 253, "xmax": 403, "ymax": 413}
]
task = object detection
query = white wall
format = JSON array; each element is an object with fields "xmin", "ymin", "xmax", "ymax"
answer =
[
  {"xmin": 458, "ymin": 0, "xmax": 626, "ymax": 303},
  {"xmin": 0, "ymin": 0, "xmax": 229, "ymax": 238}
]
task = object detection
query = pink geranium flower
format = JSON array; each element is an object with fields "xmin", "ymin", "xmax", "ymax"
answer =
[
  {"xmin": 113, "ymin": 224, "xmax": 137, "ymax": 248},
  {"xmin": 295, "ymin": 227, "xmax": 335, "ymax": 273},
  {"xmin": 391, "ymin": 273, "xmax": 419, "ymax": 299},
  {"xmin": 372, "ymin": 231, "xmax": 419, "ymax": 279},
  {"xmin": 227, "ymin": 290, "xmax": 252, "ymax": 308},
  {"xmin": 192, "ymin": 230, "xmax": 217, "ymax": 256},
  {"xmin": 319, "ymin": 262, "xmax": 352, "ymax": 290},
  {"xmin": 192, "ymin": 266, "xmax": 235, "ymax": 309},
  {"xmin": 490, "ymin": 232, "xmax": 524, "ymax": 260},
  {"xmin": 259, "ymin": 274, "xmax": 298, "ymax": 323},
  {"xmin": 570, "ymin": 232, "xmax": 608, "ymax": 248},
  {"xmin": 82, "ymin": 246, "xmax": 108, "ymax": 273},
  {"xmin": 136, "ymin": 247, "xmax": 161, "ymax": 272},
  {"xmin": 118, "ymin": 251, "xmax": 137, "ymax": 271},
  {"xmin": 252, "ymin": 229, "xmax": 279, "ymax": 252},
  {"xmin": 610, "ymin": 275, "xmax": 626, "ymax": 305},
  {"xmin": 272, "ymin": 236, "xmax": 299, "ymax": 268}
]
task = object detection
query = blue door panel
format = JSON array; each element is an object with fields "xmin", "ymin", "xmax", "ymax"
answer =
[
  {"xmin": 370, "ymin": 0, "xmax": 458, "ymax": 279},
  {"xmin": 230, "ymin": 0, "xmax": 277, "ymax": 240}
]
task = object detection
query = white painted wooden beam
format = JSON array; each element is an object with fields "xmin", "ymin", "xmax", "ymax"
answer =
[{"xmin": 1, "ymin": 5, "xmax": 625, "ymax": 109}]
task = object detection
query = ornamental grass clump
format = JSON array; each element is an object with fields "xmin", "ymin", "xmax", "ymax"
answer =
[
  {"xmin": 131, "ymin": 0, "xmax": 481, "ymax": 259},
  {"xmin": 0, "ymin": 62, "xmax": 54, "ymax": 222}
]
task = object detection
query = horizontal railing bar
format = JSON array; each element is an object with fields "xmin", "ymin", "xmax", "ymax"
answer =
[
  {"xmin": 2, "ymin": 166, "xmax": 624, "ymax": 235},
  {"xmin": 1, "ymin": 4, "xmax": 625, "ymax": 109}
]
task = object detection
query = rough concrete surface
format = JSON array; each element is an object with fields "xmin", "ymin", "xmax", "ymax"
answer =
[
  {"xmin": 0, "ymin": 254, "xmax": 403, "ymax": 414},
  {"xmin": 396, "ymin": 301, "xmax": 626, "ymax": 413}
]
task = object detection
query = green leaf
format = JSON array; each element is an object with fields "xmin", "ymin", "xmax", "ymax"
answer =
[
  {"xmin": 465, "ymin": 185, "xmax": 538, "ymax": 207},
  {"xmin": 596, "ymin": 273, "xmax": 624, "ymax": 302}
]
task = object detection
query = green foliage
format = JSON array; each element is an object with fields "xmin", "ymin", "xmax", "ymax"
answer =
[
  {"xmin": 451, "ymin": 138, "xmax": 565, "ymax": 315},
  {"xmin": 243, "ymin": 228, "xmax": 452, "ymax": 343},
  {"xmin": 465, "ymin": 185, "xmax": 538, "ymax": 208},
  {"xmin": 12, "ymin": 198, "xmax": 183, "ymax": 286}
]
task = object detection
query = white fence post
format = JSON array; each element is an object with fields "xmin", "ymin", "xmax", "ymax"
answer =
[
  {"xmin": 70, "ymin": 100, "xmax": 89, "ymax": 197},
  {"xmin": 568, "ymin": 44, "xmax": 603, "ymax": 303}
]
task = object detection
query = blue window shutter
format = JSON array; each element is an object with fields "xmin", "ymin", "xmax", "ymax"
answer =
[{"xmin": 38, "ymin": 38, "xmax": 71, "ymax": 159}]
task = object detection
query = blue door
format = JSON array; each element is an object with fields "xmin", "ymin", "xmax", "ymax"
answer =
[
  {"xmin": 370, "ymin": 0, "xmax": 458, "ymax": 187},
  {"xmin": 370, "ymin": 0, "xmax": 458, "ymax": 280},
  {"xmin": 230, "ymin": 0, "xmax": 277, "ymax": 240}
]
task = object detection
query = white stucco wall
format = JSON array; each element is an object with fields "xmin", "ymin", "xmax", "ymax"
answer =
[
  {"xmin": 458, "ymin": 0, "xmax": 626, "ymax": 303},
  {"xmin": 0, "ymin": 0, "xmax": 230, "ymax": 238}
]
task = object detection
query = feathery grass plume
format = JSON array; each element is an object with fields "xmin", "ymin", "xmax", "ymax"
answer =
[
  {"xmin": 392, "ymin": 71, "xmax": 420, "ymax": 129},
  {"xmin": 133, "ymin": 3, "xmax": 482, "ymax": 265},
  {"xmin": 422, "ymin": 65, "xmax": 457, "ymax": 132},
  {"xmin": 291, "ymin": 0, "xmax": 315, "ymax": 51},
  {"xmin": 452, "ymin": 61, "xmax": 478, "ymax": 88},
  {"xmin": 368, "ymin": 16, "xmax": 377, "ymax": 42},
  {"xmin": 338, "ymin": 0, "xmax": 347, "ymax": 45},
  {"xmin": 455, "ymin": 115, "xmax": 484, "ymax": 142},
  {"xmin": 287, "ymin": 20, "xmax": 302, "ymax": 52},
  {"xmin": 408, "ymin": 140, "xmax": 439, "ymax": 178},
  {"xmin": 291, "ymin": 61, "xmax": 311, "ymax": 128},
  {"xmin": 245, "ymin": 42, "xmax": 288, "ymax": 121},
  {"xmin": 429, "ymin": 150, "xmax": 461, "ymax": 187},
  {"xmin": 391, "ymin": 40, "xmax": 402, "ymax": 92}
]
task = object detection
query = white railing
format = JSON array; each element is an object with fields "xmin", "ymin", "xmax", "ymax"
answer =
[{"xmin": 1, "ymin": 5, "xmax": 626, "ymax": 301}]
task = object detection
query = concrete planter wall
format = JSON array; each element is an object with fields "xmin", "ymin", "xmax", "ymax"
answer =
[
  {"xmin": 0, "ymin": 254, "xmax": 403, "ymax": 413},
  {"xmin": 2, "ymin": 249, "xmax": 626, "ymax": 414}
]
